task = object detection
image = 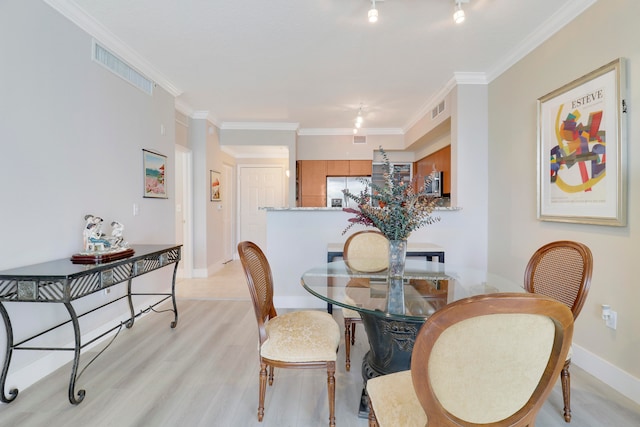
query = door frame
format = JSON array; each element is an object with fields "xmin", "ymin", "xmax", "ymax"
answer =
[{"xmin": 175, "ymin": 145, "xmax": 194, "ymax": 277}]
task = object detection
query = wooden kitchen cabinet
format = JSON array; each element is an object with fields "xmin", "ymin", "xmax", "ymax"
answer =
[
  {"xmin": 415, "ymin": 145, "xmax": 451, "ymax": 195},
  {"xmin": 298, "ymin": 160, "xmax": 327, "ymax": 207},
  {"xmin": 348, "ymin": 160, "xmax": 372, "ymax": 176},
  {"xmin": 327, "ymin": 160, "xmax": 349, "ymax": 176}
]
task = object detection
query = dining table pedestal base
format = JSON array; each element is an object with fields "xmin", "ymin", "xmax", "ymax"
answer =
[{"xmin": 356, "ymin": 312, "xmax": 425, "ymax": 417}]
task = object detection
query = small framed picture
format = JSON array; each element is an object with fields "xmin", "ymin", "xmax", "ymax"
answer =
[
  {"xmin": 143, "ymin": 149, "xmax": 167, "ymax": 199},
  {"xmin": 210, "ymin": 170, "xmax": 221, "ymax": 201}
]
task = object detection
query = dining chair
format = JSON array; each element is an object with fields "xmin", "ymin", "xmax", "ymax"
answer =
[
  {"xmin": 342, "ymin": 230, "xmax": 389, "ymax": 371},
  {"xmin": 524, "ymin": 240, "xmax": 593, "ymax": 423},
  {"xmin": 366, "ymin": 292, "xmax": 574, "ymax": 427},
  {"xmin": 237, "ymin": 241, "xmax": 341, "ymax": 427}
]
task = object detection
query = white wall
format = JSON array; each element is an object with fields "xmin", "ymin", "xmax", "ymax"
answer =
[
  {"xmin": 0, "ymin": 0, "xmax": 176, "ymax": 393},
  {"xmin": 189, "ymin": 119, "xmax": 236, "ymax": 276},
  {"xmin": 488, "ymin": 0, "xmax": 640, "ymax": 401}
]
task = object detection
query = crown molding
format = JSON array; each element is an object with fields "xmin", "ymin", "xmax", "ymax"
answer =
[
  {"xmin": 191, "ymin": 111, "xmax": 210, "ymax": 120},
  {"xmin": 174, "ymin": 99, "xmax": 193, "ymax": 117},
  {"xmin": 43, "ymin": 0, "xmax": 182, "ymax": 97},
  {"xmin": 220, "ymin": 122, "xmax": 300, "ymax": 131},
  {"xmin": 403, "ymin": 77, "xmax": 457, "ymax": 133},
  {"xmin": 297, "ymin": 128, "xmax": 404, "ymax": 136},
  {"xmin": 486, "ymin": 0, "xmax": 598, "ymax": 83},
  {"xmin": 453, "ymin": 72, "xmax": 488, "ymax": 85}
]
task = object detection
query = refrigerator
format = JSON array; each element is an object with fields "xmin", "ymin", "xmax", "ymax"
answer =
[{"xmin": 326, "ymin": 176, "xmax": 371, "ymax": 208}]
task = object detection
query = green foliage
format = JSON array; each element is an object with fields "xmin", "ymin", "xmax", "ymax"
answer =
[{"xmin": 342, "ymin": 147, "xmax": 440, "ymax": 241}]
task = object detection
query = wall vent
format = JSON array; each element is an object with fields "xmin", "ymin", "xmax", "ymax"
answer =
[
  {"xmin": 92, "ymin": 41, "xmax": 153, "ymax": 95},
  {"xmin": 353, "ymin": 135, "xmax": 367, "ymax": 144},
  {"xmin": 431, "ymin": 100, "xmax": 446, "ymax": 119}
]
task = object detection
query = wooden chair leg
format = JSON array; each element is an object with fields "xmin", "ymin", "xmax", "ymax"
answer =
[
  {"xmin": 327, "ymin": 361, "xmax": 336, "ymax": 427},
  {"xmin": 368, "ymin": 397, "xmax": 379, "ymax": 427},
  {"xmin": 258, "ymin": 362, "xmax": 267, "ymax": 421},
  {"xmin": 268, "ymin": 365, "xmax": 275, "ymax": 386},
  {"xmin": 344, "ymin": 320, "xmax": 352, "ymax": 371},
  {"xmin": 561, "ymin": 359, "xmax": 572, "ymax": 422},
  {"xmin": 351, "ymin": 321, "xmax": 357, "ymax": 345}
]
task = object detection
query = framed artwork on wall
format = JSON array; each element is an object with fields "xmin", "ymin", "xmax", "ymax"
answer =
[
  {"xmin": 210, "ymin": 170, "xmax": 221, "ymax": 201},
  {"xmin": 537, "ymin": 58, "xmax": 627, "ymax": 226},
  {"xmin": 143, "ymin": 149, "xmax": 167, "ymax": 199}
]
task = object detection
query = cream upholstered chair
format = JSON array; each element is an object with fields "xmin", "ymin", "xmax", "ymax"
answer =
[
  {"xmin": 342, "ymin": 230, "xmax": 389, "ymax": 371},
  {"xmin": 524, "ymin": 240, "xmax": 593, "ymax": 423},
  {"xmin": 366, "ymin": 293, "xmax": 574, "ymax": 427},
  {"xmin": 237, "ymin": 241, "xmax": 341, "ymax": 427}
]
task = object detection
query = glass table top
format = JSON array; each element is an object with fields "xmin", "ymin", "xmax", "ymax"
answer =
[{"xmin": 301, "ymin": 260, "xmax": 525, "ymax": 322}]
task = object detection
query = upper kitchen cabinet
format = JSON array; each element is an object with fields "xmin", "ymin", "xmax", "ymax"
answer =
[
  {"xmin": 415, "ymin": 145, "xmax": 451, "ymax": 196},
  {"xmin": 327, "ymin": 160, "xmax": 349, "ymax": 176},
  {"xmin": 327, "ymin": 160, "xmax": 372, "ymax": 176},
  {"xmin": 348, "ymin": 160, "xmax": 372, "ymax": 176},
  {"xmin": 298, "ymin": 160, "xmax": 327, "ymax": 207}
]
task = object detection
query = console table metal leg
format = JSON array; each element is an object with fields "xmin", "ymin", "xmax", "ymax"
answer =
[
  {"xmin": 63, "ymin": 302, "xmax": 85, "ymax": 404},
  {"xmin": 125, "ymin": 277, "xmax": 135, "ymax": 329},
  {"xmin": 170, "ymin": 261, "xmax": 179, "ymax": 328},
  {"xmin": 0, "ymin": 302, "xmax": 18, "ymax": 403}
]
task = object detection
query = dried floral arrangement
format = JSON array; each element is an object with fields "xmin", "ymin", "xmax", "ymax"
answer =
[{"xmin": 342, "ymin": 147, "xmax": 441, "ymax": 241}]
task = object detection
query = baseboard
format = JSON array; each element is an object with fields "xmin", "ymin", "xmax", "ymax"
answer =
[
  {"xmin": 573, "ymin": 344, "xmax": 640, "ymax": 405},
  {"xmin": 192, "ymin": 260, "xmax": 226, "ymax": 278}
]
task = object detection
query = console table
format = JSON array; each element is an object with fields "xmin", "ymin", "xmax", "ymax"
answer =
[{"xmin": 0, "ymin": 244, "xmax": 181, "ymax": 405}]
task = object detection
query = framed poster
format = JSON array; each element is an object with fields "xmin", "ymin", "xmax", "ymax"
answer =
[
  {"xmin": 143, "ymin": 149, "xmax": 167, "ymax": 199},
  {"xmin": 210, "ymin": 170, "xmax": 221, "ymax": 201},
  {"xmin": 537, "ymin": 58, "xmax": 627, "ymax": 226}
]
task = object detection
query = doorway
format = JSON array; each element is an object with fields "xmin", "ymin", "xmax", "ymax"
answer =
[{"xmin": 238, "ymin": 166, "xmax": 284, "ymax": 251}]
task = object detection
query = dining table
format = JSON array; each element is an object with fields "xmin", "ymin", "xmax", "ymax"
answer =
[{"xmin": 300, "ymin": 259, "xmax": 526, "ymax": 417}]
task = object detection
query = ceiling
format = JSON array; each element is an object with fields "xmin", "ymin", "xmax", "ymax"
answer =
[{"xmin": 51, "ymin": 0, "xmax": 595, "ymax": 134}]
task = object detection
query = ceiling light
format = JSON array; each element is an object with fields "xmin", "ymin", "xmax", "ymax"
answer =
[
  {"xmin": 355, "ymin": 104, "xmax": 364, "ymax": 128},
  {"xmin": 353, "ymin": 128, "xmax": 358, "ymax": 134},
  {"xmin": 453, "ymin": 1, "xmax": 466, "ymax": 24},
  {"xmin": 368, "ymin": 0, "xmax": 378, "ymax": 23}
]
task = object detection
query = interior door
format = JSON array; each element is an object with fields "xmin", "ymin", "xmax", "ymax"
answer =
[{"xmin": 239, "ymin": 166, "xmax": 284, "ymax": 251}]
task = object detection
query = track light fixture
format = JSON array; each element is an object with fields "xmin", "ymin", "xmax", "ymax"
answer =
[
  {"xmin": 354, "ymin": 104, "xmax": 364, "ymax": 134},
  {"xmin": 453, "ymin": 0, "xmax": 469, "ymax": 24},
  {"xmin": 368, "ymin": 0, "xmax": 378, "ymax": 23}
]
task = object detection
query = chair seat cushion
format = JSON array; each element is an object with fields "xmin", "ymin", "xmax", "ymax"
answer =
[
  {"xmin": 262, "ymin": 310, "xmax": 340, "ymax": 362},
  {"xmin": 342, "ymin": 307, "xmax": 361, "ymax": 320},
  {"xmin": 367, "ymin": 370, "xmax": 427, "ymax": 427}
]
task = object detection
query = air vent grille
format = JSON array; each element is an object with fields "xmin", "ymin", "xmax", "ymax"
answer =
[
  {"xmin": 92, "ymin": 41, "xmax": 153, "ymax": 95},
  {"xmin": 353, "ymin": 135, "xmax": 367, "ymax": 144},
  {"xmin": 431, "ymin": 100, "xmax": 446, "ymax": 119}
]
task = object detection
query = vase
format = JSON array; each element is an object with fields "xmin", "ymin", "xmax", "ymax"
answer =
[{"xmin": 386, "ymin": 239, "xmax": 407, "ymax": 315}]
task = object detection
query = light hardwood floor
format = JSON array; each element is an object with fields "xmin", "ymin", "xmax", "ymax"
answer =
[{"xmin": 0, "ymin": 261, "xmax": 639, "ymax": 426}]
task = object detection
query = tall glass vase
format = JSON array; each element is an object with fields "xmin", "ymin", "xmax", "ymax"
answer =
[{"xmin": 386, "ymin": 239, "xmax": 407, "ymax": 315}]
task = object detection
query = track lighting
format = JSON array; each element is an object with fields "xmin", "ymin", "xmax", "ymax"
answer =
[
  {"xmin": 453, "ymin": 0, "xmax": 469, "ymax": 24},
  {"xmin": 368, "ymin": 0, "xmax": 378, "ymax": 23}
]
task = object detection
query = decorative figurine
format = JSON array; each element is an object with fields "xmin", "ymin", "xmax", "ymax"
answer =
[{"xmin": 73, "ymin": 214, "xmax": 134, "ymax": 264}]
